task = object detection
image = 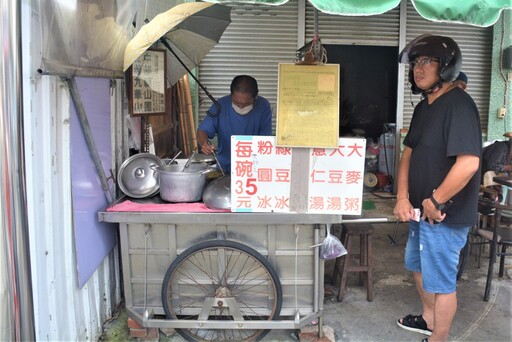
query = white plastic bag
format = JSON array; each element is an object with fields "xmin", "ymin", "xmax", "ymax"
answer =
[{"xmin": 320, "ymin": 224, "xmax": 347, "ymax": 260}]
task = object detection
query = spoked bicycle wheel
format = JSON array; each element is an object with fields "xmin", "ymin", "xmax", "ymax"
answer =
[{"xmin": 161, "ymin": 240, "xmax": 283, "ymax": 341}]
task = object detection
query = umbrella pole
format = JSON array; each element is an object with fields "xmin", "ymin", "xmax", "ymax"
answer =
[{"xmin": 160, "ymin": 37, "xmax": 221, "ymax": 117}]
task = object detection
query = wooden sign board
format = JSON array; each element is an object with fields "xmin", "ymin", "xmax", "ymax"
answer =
[{"xmin": 129, "ymin": 49, "xmax": 167, "ymax": 116}]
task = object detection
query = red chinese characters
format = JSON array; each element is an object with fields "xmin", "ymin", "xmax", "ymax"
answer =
[{"xmin": 233, "ymin": 138, "xmax": 292, "ymax": 211}]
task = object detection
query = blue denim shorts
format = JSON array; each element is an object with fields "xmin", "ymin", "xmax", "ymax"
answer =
[{"xmin": 404, "ymin": 219, "xmax": 469, "ymax": 294}]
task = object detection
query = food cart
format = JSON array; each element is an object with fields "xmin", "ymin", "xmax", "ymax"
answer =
[
  {"xmin": 99, "ymin": 203, "xmax": 341, "ymax": 340},
  {"xmin": 98, "ymin": 130, "xmax": 367, "ymax": 340},
  {"xmin": 98, "ymin": 61, "xmax": 366, "ymax": 340}
]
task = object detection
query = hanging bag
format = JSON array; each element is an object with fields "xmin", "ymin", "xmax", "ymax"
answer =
[{"xmin": 320, "ymin": 224, "xmax": 347, "ymax": 260}]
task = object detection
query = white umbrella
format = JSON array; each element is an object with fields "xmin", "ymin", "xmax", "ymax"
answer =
[{"xmin": 124, "ymin": 2, "xmax": 231, "ymax": 86}]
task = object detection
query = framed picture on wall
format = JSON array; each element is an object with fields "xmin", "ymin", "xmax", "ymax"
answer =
[{"xmin": 129, "ymin": 48, "xmax": 167, "ymax": 116}]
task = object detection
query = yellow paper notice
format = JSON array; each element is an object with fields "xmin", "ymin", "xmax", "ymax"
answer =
[{"xmin": 277, "ymin": 64, "xmax": 339, "ymax": 148}]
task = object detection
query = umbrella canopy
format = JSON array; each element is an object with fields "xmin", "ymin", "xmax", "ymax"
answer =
[
  {"xmin": 124, "ymin": 2, "xmax": 231, "ymax": 85},
  {"xmin": 207, "ymin": 0, "xmax": 511, "ymax": 27}
]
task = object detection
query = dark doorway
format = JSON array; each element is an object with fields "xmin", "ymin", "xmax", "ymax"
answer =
[{"xmin": 325, "ymin": 45, "xmax": 398, "ymax": 141}]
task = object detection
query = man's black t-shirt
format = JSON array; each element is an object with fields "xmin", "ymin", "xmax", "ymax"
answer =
[{"xmin": 404, "ymin": 87, "xmax": 482, "ymax": 227}]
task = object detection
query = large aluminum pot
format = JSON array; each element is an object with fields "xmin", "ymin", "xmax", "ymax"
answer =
[{"xmin": 154, "ymin": 163, "xmax": 211, "ymax": 202}]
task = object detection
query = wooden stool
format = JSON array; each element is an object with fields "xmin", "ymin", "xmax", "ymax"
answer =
[{"xmin": 332, "ymin": 224, "xmax": 374, "ymax": 302}]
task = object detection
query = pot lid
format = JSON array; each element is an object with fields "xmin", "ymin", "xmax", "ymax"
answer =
[
  {"xmin": 117, "ymin": 153, "xmax": 163, "ymax": 198},
  {"xmin": 202, "ymin": 175, "xmax": 231, "ymax": 210}
]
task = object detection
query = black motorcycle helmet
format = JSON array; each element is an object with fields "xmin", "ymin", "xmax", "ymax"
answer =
[{"xmin": 398, "ymin": 34, "xmax": 462, "ymax": 95}]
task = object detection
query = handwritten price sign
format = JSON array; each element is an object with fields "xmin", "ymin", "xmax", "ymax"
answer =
[
  {"xmin": 231, "ymin": 136, "xmax": 365, "ymax": 214},
  {"xmin": 231, "ymin": 136, "xmax": 292, "ymax": 212}
]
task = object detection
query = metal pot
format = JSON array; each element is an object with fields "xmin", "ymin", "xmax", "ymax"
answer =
[{"xmin": 154, "ymin": 163, "xmax": 211, "ymax": 202}]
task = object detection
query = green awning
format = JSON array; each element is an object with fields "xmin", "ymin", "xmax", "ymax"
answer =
[
  {"xmin": 208, "ymin": 0, "xmax": 511, "ymax": 27},
  {"xmin": 411, "ymin": 0, "xmax": 511, "ymax": 27}
]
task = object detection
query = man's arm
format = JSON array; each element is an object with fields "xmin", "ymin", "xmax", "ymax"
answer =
[
  {"xmin": 396, "ymin": 146, "xmax": 412, "ymax": 201},
  {"xmin": 393, "ymin": 146, "xmax": 415, "ymax": 221},
  {"xmin": 197, "ymin": 129, "xmax": 214, "ymax": 155},
  {"xmin": 425, "ymin": 154, "xmax": 480, "ymax": 206}
]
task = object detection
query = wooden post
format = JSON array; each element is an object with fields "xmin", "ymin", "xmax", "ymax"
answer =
[{"xmin": 183, "ymin": 74, "xmax": 197, "ymax": 151}]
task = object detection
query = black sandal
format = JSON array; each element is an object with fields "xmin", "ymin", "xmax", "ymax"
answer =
[{"xmin": 397, "ymin": 314, "xmax": 432, "ymax": 336}]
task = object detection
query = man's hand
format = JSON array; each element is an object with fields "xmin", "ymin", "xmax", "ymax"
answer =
[
  {"xmin": 393, "ymin": 198, "xmax": 415, "ymax": 222},
  {"xmin": 197, "ymin": 129, "xmax": 214, "ymax": 155},
  {"xmin": 421, "ymin": 197, "xmax": 446, "ymax": 224},
  {"xmin": 200, "ymin": 142, "xmax": 215, "ymax": 155}
]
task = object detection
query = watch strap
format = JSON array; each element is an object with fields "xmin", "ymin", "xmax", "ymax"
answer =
[{"xmin": 430, "ymin": 194, "xmax": 443, "ymax": 210}]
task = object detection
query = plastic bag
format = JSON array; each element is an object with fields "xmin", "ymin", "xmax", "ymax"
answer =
[{"xmin": 320, "ymin": 224, "xmax": 347, "ymax": 260}]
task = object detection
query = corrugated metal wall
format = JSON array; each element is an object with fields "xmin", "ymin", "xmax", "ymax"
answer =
[
  {"xmin": 199, "ymin": 1, "xmax": 492, "ymax": 134},
  {"xmin": 198, "ymin": 1, "xmax": 299, "ymax": 132},
  {"xmin": 305, "ymin": 3, "xmax": 400, "ymax": 46},
  {"xmin": 23, "ymin": 4, "xmax": 122, "ymax": 340},
  {"xmin": 24, "ymin": 76, "xmax": 122, "ymax": 341},
  {"xmin": 402, "ymin": 3, "xmax": 493, "ymax": 132}
]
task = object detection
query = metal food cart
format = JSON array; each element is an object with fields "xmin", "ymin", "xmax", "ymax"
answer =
[{"xmin": 99, "ymin": 206, "xmax": 342, "ymax": 340}]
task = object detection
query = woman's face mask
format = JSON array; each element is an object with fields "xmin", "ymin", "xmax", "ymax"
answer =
[{"xmin": 232, "ymin": 103, "xmax": 253, "ymax": 115}]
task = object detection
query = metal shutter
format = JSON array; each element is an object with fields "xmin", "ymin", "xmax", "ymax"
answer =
[
  {"xmin": 197, "ymin": 1, "xmax": 299, "ymax": 132},
  {"xmin": 402, "ymin": 3, "xmax": 492, "ymax": 132},
  {"xmin": 305, "ymin": 3, "xmax": 400, "ymax": 46}
]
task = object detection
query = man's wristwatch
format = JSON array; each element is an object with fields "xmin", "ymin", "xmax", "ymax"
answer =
[{"xmin": 429, "ymin": 194, "xmax": 446, "ymax": 211}]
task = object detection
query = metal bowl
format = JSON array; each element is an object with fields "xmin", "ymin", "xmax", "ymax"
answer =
[{"xmin": 117, "ymin": 153, "xmax": 163, "ymax": 198}]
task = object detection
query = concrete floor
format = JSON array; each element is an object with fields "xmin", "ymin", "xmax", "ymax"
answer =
[
  {"xmin": 102, "ymin": 222, "xmax": 512, "ymax": 342},
  {"xmin": 320, "ymin": 222, "xmax": 512, "ymax": 342}
]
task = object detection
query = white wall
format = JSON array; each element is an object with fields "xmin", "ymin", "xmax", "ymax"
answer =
[{"xmin": 23, "ymin": 2, "xmax": 121, "ymax": 340}]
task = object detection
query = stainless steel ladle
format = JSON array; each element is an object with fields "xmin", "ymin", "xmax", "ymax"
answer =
[
  {"xmin": 208, "ymin": 140, "xmax": 225, "ymax": 176},
  {"xmin": 181, "ymin": 150, "xmax": 197, "ymax": 172},
  {"xmin": 165, "ymin": 150, "xmax": 182, "ymax": 165}
]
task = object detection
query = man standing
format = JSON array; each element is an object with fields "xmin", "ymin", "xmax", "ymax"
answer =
[
  {"xmin": 394, "ymin": 35, "xmax": 481, "ymax": 342},
  {"xmin": 197, "ymin": 75, "xmax": 272, "ymax": 173}
]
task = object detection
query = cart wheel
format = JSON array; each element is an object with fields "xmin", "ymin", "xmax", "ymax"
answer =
[{"xmin": 161, "ymin": 240, "xmax": 283, "ymax": 341}]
